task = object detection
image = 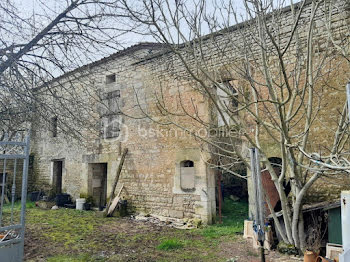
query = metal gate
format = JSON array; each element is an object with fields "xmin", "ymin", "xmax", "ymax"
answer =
[{"xmin": 0, "ymin": 134, "xmax": 30, "ymax": 262}]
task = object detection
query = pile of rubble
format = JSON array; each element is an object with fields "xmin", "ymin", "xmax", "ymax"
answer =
[{"xmin": 129, "ymin": 213, "xmax": 202, "ymax": 229}]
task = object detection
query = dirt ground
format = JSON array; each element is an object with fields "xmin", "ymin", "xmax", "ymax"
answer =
[
  {"xmin": 23, "ymin": 207, "xmax": 301, "ymax": 262},
  {"xmin": 219, "ymin": 240, "xmax": 302, "ymax": 262}
]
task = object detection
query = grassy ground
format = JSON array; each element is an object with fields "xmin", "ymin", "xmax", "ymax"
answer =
[
  {"xmin": 3, "ymin": 199, "xmax": 262, "ymax": 261},
  {"xmin": 199, "ymin": 199, "xmax": 248, "ymax": 239}
]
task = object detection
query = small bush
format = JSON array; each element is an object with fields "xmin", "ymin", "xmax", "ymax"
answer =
[{"xmin": 157, "ymin": 239, "xmax": 184, "ymax": 251}]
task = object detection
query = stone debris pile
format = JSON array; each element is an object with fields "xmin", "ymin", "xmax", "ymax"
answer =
[{"xmin": 130, "ymin": 213, "xmax": 202, "ymax": 229}]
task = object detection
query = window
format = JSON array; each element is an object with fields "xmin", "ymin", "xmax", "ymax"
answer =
[
  {"xmin": 100, "ymin": 90, "xmax": 121, "ymax": 139},
  {"xmin": 106, "ymin": 74, "xmax": 116, "ymax": 84},
  {"xmin": 51, "ymin": 116, "xmax": 58, "ymax": 137},
  {"xmin": 180, "ymin": 160, "xmax": 195, "ymax": 191},
  {"xmin": 181, "ymin": 160, "xmax": 194, "ymax": 167},
  {"xmin": 216, "ymin": 80, "xmax": 238, "ymax": 127}
]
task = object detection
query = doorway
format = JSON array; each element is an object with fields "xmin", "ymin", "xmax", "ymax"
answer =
[
  {"xmin": 88, "ymin": 163, "xmax": 107, "ymax": 209},
  {"xmin": 52, "ymin": 160, "xmax": 63, "ymax": 195}
]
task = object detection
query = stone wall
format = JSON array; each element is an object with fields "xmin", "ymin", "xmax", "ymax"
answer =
[
  {"xmin": 31, "ymin": 45, "xmax": 217, "ymax": 224},
  {"xmin": 135, "ymin": 0, "xmax": 350, "ymax": 208}
]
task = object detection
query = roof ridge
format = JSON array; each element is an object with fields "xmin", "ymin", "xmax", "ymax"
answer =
[{"xmin": 44, "ymin": 42, "xmax": 166, "ymax": 86}]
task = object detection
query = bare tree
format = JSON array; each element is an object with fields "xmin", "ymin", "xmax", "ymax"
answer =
[
  {"xmin": 117, "ymin": 0, "xmax": 350, "ymax": 251},
  {"xmin": 2, "ymin": 0, "xmax": 349, "ymax": 252},
  {"xmin": 0, "ymin": 0, "xmax": 132, "ymax": 140}
]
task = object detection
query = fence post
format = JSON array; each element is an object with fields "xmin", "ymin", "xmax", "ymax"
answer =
[
  {"xmin": 346, "ymin": 82, "xmax": 350, "ymax": 122},
  {"xmin": 340, "ymin": 191, "xmax": 350, "ymax": 262},
  {"xmin": 250, "ymin": 148, "xmax": 265, "ymax": 262}
]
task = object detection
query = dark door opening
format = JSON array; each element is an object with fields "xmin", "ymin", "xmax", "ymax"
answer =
[
  {"xmin": 52, "ymin": 160, "xmax": 63, "ymax": 195},
  {"xmin": 88, "ymin": 163, "xmax": 107, "ymax": 210},
  {"xmin": 219, "ymin": 166, "xmax": 248, "ymax": 202}
]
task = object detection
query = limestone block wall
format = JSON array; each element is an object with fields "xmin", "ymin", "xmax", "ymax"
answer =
[
  {"xmin": 31, "ymin": 129, "xmax": 85, "ymax": 197},
  {"xmin": 31, "ymin": 45, "xmax": 217, "ymax": 224},
  {"xmin": 132, "ymin": 0, "xmax": 350, "ymax": 213}
]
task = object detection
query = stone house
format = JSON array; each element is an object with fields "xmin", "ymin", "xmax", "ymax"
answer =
[
  {"xmin": 31, "ymin": 43, "xmax": 218, "ymax": 224},
  {"xmin": 30, "ymin": 0, "xmax": 350, "ymax": 224}
]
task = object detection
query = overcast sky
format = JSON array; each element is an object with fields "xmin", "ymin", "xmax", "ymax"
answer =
[
  {"xmin": 16, "ymin": 0, "xmax": 249, "ymax": 47},
  {"xmin": 7, "ymin": 0, "xmax": 294, "ymax": 77}
]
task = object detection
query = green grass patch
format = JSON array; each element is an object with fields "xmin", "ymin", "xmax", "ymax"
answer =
[
  {"xmin": 27, "ymin": 208, "xmax": 107, "ymax": 248},
  {"xmin": 157, "ymin": 238, "xmax": 185, "ymax": 251},
  {"xmin": 1, "ymin": 201, "xmax": 36, "ymax": 225},
  {"xmin": 21, "ymin": 199, "xmax": 248, "ymax": 262},
  {"xmin": 199, "ymin": 198, "xmax": 248, "ymax": 239},
  {"xmin": 2, "ymin": 200, "xmax": 36, "ymax": 211}
]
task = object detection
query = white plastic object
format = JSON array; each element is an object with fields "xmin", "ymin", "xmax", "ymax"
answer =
[{"xmin": 76, "ymin": 198, "xmax": 86, "ymax": 210}]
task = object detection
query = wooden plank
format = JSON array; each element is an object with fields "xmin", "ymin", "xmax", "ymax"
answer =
[
  {"xmin": 107, "ymin": 184, "xmax": 124, "ymax": 216},
  {"xmin": 104, "ymin": 148, "xmax": 128, "ymax": 217}
]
